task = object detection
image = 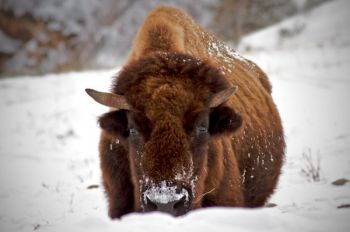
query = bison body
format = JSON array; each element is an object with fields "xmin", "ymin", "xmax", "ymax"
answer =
[{"xmin": 86, "ymin": 6, "xmax": 285, "ymax": 218}]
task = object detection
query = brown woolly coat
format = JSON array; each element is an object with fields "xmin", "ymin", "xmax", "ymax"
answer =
[{"xmin": 98, "ymin": 6, "xmax": 285, "ymax": 218}]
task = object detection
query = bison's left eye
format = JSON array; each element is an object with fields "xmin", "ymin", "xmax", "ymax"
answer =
[{"xmin": 196, "ymin": 126, "xmax": 208, "ymax": 136}]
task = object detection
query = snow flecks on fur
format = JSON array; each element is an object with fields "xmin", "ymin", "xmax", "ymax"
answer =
[
  {"xmin": 241, "ymin": 169, "xmax": 247, "ymax": 184},
  {"xmin": 174, "ymin": 158, "xmax": 194, "ymax": 181},
  {"xmin": 190, "ymin": 175, "xmax": 198, "ymax": 199},
  {"xmin": 174, "ymin": 168, "xmax": 191, "ymax": 182},
  {"xmin": 224, "ymin": 44, "xmax": 248, "ymax": 63},
  {"xmin": 207, "ymin": 34, "xmax": 250, "ymax": 75}
]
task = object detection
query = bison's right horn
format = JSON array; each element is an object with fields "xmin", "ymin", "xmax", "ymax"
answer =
[{"xmin": 85, "ymin": 88, "xmax": 131, "ymax": 110}]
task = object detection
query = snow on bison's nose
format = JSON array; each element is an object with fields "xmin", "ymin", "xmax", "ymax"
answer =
[{"xmin": 142, "ymin": 181, "xmax": 192, "ymax": 216}]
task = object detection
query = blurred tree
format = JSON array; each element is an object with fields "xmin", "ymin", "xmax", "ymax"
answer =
[
  {"xmin": 212, "ymin": 0, "xmax": 248, "ymax": 43},
  {"xmin": 0, "ymin": 0, "xmax": 331, "ymax": 77},
  {"xmin": 212, "ymin": 0, "xmax": 299, "ymax": 44}
]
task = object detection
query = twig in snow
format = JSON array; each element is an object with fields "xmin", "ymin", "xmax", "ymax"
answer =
[
  {"xmin": 33, "ymin": 224, "xmax": 40, "ymax": 231},
  {"xmin": 87, "ymin": 184, "xmax": 99, "ymax": 189},
  {"xmin": 301, "ymin": 148, "xmax": 321, "ymax": 182},
  {"xmin": 337, "ymin": 204, "xmax": 350, "ymax": 209}
]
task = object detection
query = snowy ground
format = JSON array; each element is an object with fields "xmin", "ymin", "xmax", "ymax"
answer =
[{"xmin": 1, "ymin": 0, "xmax": 350, "ymax": 231}]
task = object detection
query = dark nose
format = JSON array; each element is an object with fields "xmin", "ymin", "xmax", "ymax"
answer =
[{"xmin": 144, "ymin": 195, "xmax": 189, "ymax": 216}]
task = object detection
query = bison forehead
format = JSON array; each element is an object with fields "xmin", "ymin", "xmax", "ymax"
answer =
[
  {"xmin": 122, "ymin": 74, "xmax": 204, "ymax": 121},
  {"xmin": 145, "ymin": 79, "xmax": 197, "ymax": 118},
  {"xmin": 150, "ymin": 81, "xmax": 190, "ymax": 101}
]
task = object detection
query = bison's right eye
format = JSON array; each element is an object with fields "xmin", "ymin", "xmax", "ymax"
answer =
[{"xmin": 129, "ymin": 128, "xmax": 139, "ymax": 136}]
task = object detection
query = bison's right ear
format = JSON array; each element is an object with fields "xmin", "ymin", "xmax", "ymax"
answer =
[
  {"xmin": 85, "ymin": 89, "xmax": 130, "ymax": 110},
  {"xmin": 98, "ymin": 110, "xmax": 128, "ymax": 137}
]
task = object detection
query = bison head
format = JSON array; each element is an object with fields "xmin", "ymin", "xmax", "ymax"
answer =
[{"xmin": 86, "ymin": 53, "xmax": 242, "ymax": 216}]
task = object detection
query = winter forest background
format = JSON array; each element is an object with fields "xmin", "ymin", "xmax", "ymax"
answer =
[{"xmin": 1, "ymin": 0, "xmax": 350, "ymax": 232}]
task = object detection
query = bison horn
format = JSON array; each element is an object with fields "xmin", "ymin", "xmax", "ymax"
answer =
[
  {"xmin": 208, "ymin": 86, "xmax": 238, "ymax": 108},
  {"xmin": 85, "ymin": 88, "xmax": 131, "ymax": 110}
]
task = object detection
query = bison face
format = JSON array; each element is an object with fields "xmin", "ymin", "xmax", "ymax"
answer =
[{"xmin": 86, "ymin": 85, "xmax": 242, "ymax": 216}]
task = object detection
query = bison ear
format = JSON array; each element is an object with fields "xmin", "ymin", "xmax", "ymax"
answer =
[
  {"xmin": 209, "ymin": 106, "xmax": 242, "ymax": 135},
  {"xmin": 98, "ymin": 110, "xmax": 128, "ymax": 137},
  {"xmin": 85, "ymin": 88, "xmax": 130, "ymax": 110}
]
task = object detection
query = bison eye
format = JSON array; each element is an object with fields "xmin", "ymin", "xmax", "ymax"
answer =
[
  {"xmin": 196, "ymin": 126, "xmax": 208, "ymax": 136},
  {"xmin": 129, "ymin": 128, "xmax": 139, "ymax": 136}
]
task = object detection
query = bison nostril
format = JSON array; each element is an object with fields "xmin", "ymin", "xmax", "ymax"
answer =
[
  {"xmin": 145, "ymin": 196, "xmax": 157, "ymax": 211},
  {"xmin": 173, "ymin": 195, "xmax": 186, "ymax": 210}
]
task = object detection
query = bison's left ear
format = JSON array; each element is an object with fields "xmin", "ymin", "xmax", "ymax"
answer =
[
  {"xmin": 209, "ymin": 106, "xmax": 242, "ymax": 135},
  {"xmin": 207, "ymin": 86, "xmax": 237, "ymax": 108},
  {"xmin": 207, "ymin": 86, "xmax": 242, "ymax": 135}
]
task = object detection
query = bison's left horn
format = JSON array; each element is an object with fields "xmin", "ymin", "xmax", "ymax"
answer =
[
  {"xmin": 208, "ymin": 86, "xmax": 238, "ymax": 108},
  {"xmin": 85, "ymin": 88, "xmax": 131, "ymax": 110}
]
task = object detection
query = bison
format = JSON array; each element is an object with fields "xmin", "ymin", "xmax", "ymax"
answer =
[{"xmin": 86, "ymin": 6, "xmax": 285, "ymax": 218}]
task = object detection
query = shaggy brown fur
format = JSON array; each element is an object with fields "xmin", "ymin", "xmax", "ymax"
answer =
[{"xmin": 95, "ymin": 6, "xmax": 285, "ymax": 218}]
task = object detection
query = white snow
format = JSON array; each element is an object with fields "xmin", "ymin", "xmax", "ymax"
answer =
[
  {"xmin": 239, "ymin": 0, "xmax": 350, "ymax": 50},
  {"xmin": 1, "ymin": 0, "xmax": 350, "ymax": 231}
]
